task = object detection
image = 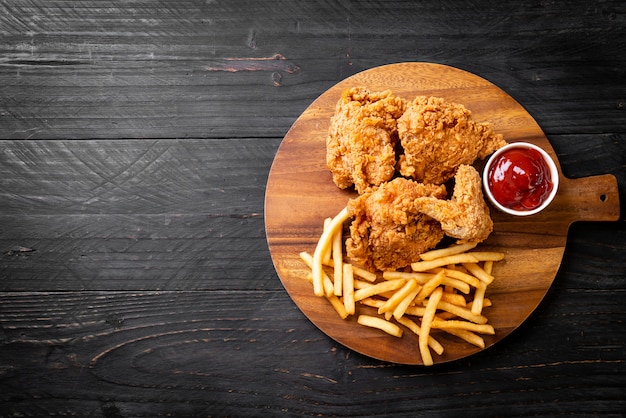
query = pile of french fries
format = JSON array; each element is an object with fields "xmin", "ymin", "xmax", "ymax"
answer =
[{"xmin": 299, "ymin": 206, "xmax": 505, "ymax": 366}]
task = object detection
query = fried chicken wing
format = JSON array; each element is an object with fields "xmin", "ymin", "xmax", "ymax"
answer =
[
  {"xmin": 346, "ymin": 178, "xmax": 447, "ymax": 271},
  {"xmin": 397, "ymin": 96, "xmax": 506, "ymax": 185},
  {"xmin": 326, "ymin": 87, "xmax": 406, "ymax": 194},
  {"xmin": 414, "ymin": 164, "xmax": 493, "ymax": 243}
]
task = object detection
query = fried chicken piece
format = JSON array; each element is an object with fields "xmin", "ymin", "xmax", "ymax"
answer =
[
  {"xmin": 414, "ymin": 164, "xmax": 493, "ymax": 243},
  {"xmin": 397, "ymin": 96, "xmax": 506, "ymax": 185},
  {"xmin": 346, "ymin": 177, "xmax": 447, "ymax": 271},
  {"xmin": 326, "ymin": 87, "xmax": 406, "ymax": 194}
]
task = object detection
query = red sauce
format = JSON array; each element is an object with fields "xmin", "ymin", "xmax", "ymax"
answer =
[{"xmin": 488, "ymin": 147, "xmax": 554, "ymax": 211}]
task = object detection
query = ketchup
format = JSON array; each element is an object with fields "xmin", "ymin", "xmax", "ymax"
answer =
[{"xmin": 487, "ymin": 147, "xmax": 554, "ymax": 211}]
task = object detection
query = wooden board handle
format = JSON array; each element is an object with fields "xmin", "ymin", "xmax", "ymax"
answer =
[{"xmin": 560, "ymin": 174, "xmax": 620, "ymax": 223}]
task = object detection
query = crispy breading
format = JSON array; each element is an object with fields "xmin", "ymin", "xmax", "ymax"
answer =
[
  {"xmin": 397, "ymin": 96, "xmax": 506, "ymax": 185},
  {"xmin": 414, "ymin": 165, "xmax": 493, "ymax": 243},
  {"xmin": 326, "ymin": 87, "xmax": 406, "ymax": 194},
  {"xmin": 346, "ymin": 178, "xmax": 447, "ymax": 271}
]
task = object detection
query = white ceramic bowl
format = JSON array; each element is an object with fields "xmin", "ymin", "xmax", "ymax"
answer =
[{"xmin": 482, "ymin": 142, "xmax": 559, "ymax": 216}]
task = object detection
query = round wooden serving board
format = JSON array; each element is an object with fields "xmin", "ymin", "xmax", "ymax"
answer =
[{"xmin": 264, "ymin": 62, "xmax": 620, "ymax": 365}]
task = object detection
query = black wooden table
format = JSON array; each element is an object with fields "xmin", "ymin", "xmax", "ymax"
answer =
[{"xmin": 1, "ymin": 1, "xmax": 625, "ymax": 416}]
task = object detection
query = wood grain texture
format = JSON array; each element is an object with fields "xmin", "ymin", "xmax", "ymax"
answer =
[
  {"xmin": 0, "ymin": 138, "xmax": 279, "ymax": 215},
  {"xmin": 0, "ymin": 138, "xmax": 279, "ymax": 291},
  {"xmin": 0, "ymin": 213, "xmax": 276, "ymax": 291},
  {"xmin": 265, "ymin": 62, "xmax": 619, "ymax": 365},
  {"xmin": 1, "ymin": 1, "xmax": 624, "ymax": 139},
  {"xmin": 0, "ymin": 0, "xmax": 625, "ymax": 415},
  {"xmin": 0, "ymin": 286, "xmax": 623, "ymax": 417}
]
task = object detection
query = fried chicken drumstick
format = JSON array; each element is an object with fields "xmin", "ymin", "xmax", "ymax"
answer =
[{"xmin": 414, "ymin": 164, "xmax": 493, "ymax": 243}]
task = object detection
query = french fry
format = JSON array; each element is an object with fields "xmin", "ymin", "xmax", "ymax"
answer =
[
  {"xmin": 471, "ymin": 282, "xmax": 487, "ymax": 315},
  {"xmin": 378, "ymin": 279, "xmax": 418, "ymax": 315},
  {"xmin": 441, "ymin": 277, "xmax": 471, "ymax": 294},
  {"xmin": 302, "ymin": 271, "xmax": 349, "ymax": 319},
  {"xmin": 321, "ymin": 217, "xmax": 333, "ymax": 265},
  {"xmin": 392, "ymin": 283, "xmax": 422, "ymax": 320},
  {"xmin": 433, "ymin": 268, "xmax": 482, "ymax": 288},
  {"xmin": 359, "ymin": 297, "xmax": 385, "ymax": 309},
  {"xmin": 411, "ymin": 253, "xmax": 480, "ymax": 272},
  {"xmin": 351, "ymin": 265, "xmax": 377, "ymax": 282},
  {"xmin": 440, "ymin": 291, "xmax": 467, "ymax": 307},
  {"xmin": 357, "ymin": 315, "xmax": 403, "ymax": 338},
  {"xmin": 326, "ymin": 294, "xmax": 349, "ymax": 319},
  {"xmin": 377, "ymin": 290, "xmax": 399, "ymax": 300},
  {"xmin": 419, "ymin": 242, "xmax": 478, "ymax": 261},
  {"xmin": 476, "ymin": 263, "xmax": 493, "ymax": 316},
  {"xmin": 299, "ymin": 252, "xmax": 334, "ymax": 296},
  {"xmin": 396, "ymin": 316, "xmax": 444, "ymax": 355},
  {"xmin": 354, "ymin": 279, "xmax": 373, "ymax": 290},
  {"xmin": 483, "ymin": 260, "xmax": 494, "ymax": 275},
  {"xmin": 440, "ymin": 328, "xmax": 485, "ymax": 348},
  {"xmin": 462, "ymin": 262, "xmax": 494, "ymax": 285},
  {"xmin": 353, "ymin": 279, "xmax": 407, "ymax": 302},
  {"xmin": 343, "ymin": 263, "xmax": 355, "ymax": 315},
  {"xmin": 414, "ymin": 270, "xmax": 446, "ymax": 304},
  {"xmin": 436, "ymin": 311, "xmax": 457, "ymax": 320},
  {"xmin": 435, "ymin": 300, "xmax": 488, "ymax": 325},
  {"xmin": 299, "ymin": 251, "xmax": 314, "ymax": 269},
  {"xmin": 312, "ymin": 207, "xmax": 350, "ymax": 296},
  {"xmin": 301, "ymin": 217, "xmax": 506, "ymax": 366},
  {"xmin": 404, "ymin": 305, "xmax": 427, "ymax": 317},
  {"xmin": 332, "ymin": 225, "xmax": 343, "ymax": 296},
  {"xmin": 467, "ymin": 251, "xmax": 505, "ymax": 262},
  {"xmin": 431, "ymin": 319, "xmax": 495, "ymax": 335},
  {"xmin": 321, "ymin": 258, "xmax": 377, "ymax": 283},
  {"xmin": 419, "ymin": 287, "xmax": 443, "ymax": 366},
  {"xmin": 382, "ymin": 271, "xmax": 436, "ymax": 283}
]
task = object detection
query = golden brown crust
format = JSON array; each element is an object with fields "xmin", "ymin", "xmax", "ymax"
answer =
[
  {"xmin": 413, "ymin": 164, "xmax": 493, "ymax": 243},
  {"xmin": 397, "ymin": 96, "xmax": 506, "ymax": 185},
  {"xmin": 326, "ymin": 87, "xmax": 406, "ymax": 194},
  {"xmin": 346, "ymin": 178, "xmax": 447, "ymax": 271},
  {"xmin": 327, "ymin": 90, "xmax": 504, "ymax": 271}
]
